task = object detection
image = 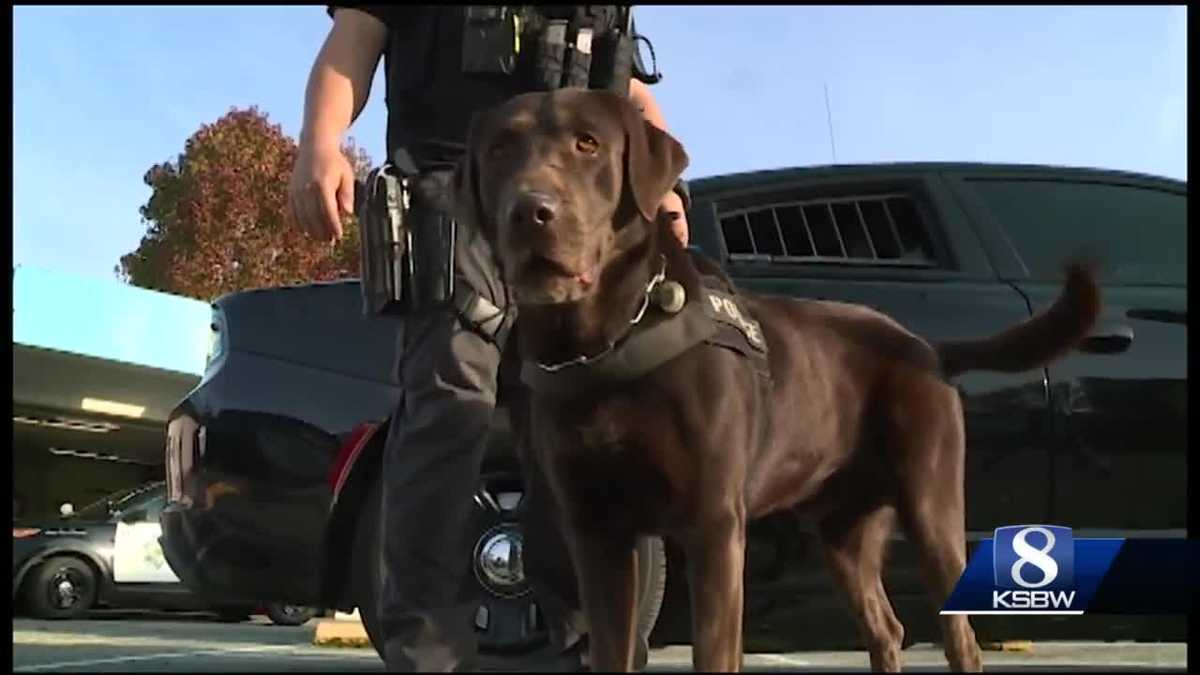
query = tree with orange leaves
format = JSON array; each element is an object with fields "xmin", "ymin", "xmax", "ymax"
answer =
[{"xmin": 117, "ymin": 106, "xmax": 371, "ymax": 301}]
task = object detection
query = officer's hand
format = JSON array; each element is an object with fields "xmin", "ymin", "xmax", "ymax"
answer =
[
  {"xmin": 658, "ymin": 190, "xmax": 689, "ymax": 248},
  {"xmin": 289, "ymin": 142, "xmax": 355, "ymax": 243}
]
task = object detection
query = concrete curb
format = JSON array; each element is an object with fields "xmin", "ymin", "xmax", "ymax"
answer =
[
  {"xmin": 312, "ymin": 609, "xmax": 372, "ymax": 648},
  {"xmin": 981, "ymin": 639, "xmax": 1034, "ymax": 652}
]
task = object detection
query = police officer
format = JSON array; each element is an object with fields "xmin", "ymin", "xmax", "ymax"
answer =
[{"xmin": 289, "ymin": 5, "xmax": 688, "ymax": 672}]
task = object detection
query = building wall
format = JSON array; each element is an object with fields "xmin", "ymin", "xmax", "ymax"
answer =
[
  {"xmin": 11, "ymin": 265, "xmax": 207, "ymax": 520},
  {"xmin": 14, "ymin": 447, "xmax": 160, "ymax": 520}
]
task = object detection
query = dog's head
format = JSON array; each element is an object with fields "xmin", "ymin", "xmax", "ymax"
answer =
[{"xmin": 455, "ymin": 88, "xmax": 689, "ymax": 305}]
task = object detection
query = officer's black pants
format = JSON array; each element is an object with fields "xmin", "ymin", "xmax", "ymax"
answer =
[
  {"xmin": 378, "ymin": 306, "xmax": 591, "ymax": 672},
  {"xmin": 379, "ymin": 307, "xmax": 496, "ymax": 672},
  {"xmin": 376, "ymin": 165, "xmax": 595, "ymax": 672}
]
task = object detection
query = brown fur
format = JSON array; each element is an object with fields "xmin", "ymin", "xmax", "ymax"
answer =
[{"xmin": 456, "ymin": 89, "xmax": 1101, "ymax": 672}]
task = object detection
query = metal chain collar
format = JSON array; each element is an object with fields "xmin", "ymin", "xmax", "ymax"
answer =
[{"xmin": 535, "ymin": 256, "xmax": 669, "ymax": 373}]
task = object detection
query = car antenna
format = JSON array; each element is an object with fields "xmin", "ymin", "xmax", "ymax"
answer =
[{"xmin": 824, "ymin": 82, "xmax": 838, "ymax": 164}]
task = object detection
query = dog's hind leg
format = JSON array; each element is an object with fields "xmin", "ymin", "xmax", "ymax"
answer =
[
  {"xmin": 815, "ymin": 503, "xmax": 906, "ymax": 672},
  {"xmin": 890, "ymin": 391, "xmax": 983, "ymax": 673}
]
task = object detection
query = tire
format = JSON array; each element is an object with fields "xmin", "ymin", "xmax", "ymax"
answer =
[
  {"xmin": 266, "ymin": 603, "xmax": 320, "ymax": 626},
  {"xmin": 351, "ymin": 477, "xmax": 387, "ymax": 662},
  {"xmin": 352, "ymin": 473, "xmax": 669, "ymax": 667},
  {"xmin": 634, "ymin": 535, "xmax": 668, "ymax": 660},
  {"xmin": 24, "ymin": 556, "xmax": 98, "ymax": 620}
]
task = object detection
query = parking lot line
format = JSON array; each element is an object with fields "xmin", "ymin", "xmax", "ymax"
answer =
[
  {"xmin": 14, "ymin": 644, "xmax": 298, "ymax": 672},
  {"xmin": 755, "ymin": 653, "xmax": 814, "ymax": 668}
]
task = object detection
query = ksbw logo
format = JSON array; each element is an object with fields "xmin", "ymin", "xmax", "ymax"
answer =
[
  {"xmin": 944, "ymin": 525, "xmax": 1187, "ymax": 616},
  {"xmin": 991, "ymin": 525, "xmax": 1076, "ymax": 611}
]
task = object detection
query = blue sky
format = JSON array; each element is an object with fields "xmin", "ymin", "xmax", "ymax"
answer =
[{"xmin": 13, "ymin": 5, "xmax": 1187, "ymax": 283}]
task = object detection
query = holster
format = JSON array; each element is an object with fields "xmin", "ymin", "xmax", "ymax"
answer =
[
  {"xmin": 357, "ymin": 164, "xmax": 408, "ymax": 317},
  {"xmin": 356, "ymin": 161, "xmax": 456, "ymax": 317}
]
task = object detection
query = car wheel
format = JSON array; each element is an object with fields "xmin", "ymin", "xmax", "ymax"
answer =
[
  {"xmin": 468, "ymin": 470, "xmax": 549, "ymax": 654},
  {"xmin": 351, "ymin": 477, "xmax": 386, "ymax": 662},
  {"xmin": 266, "ymin": 603, "xmax": 320, "ymax": 626},
  {"xmin": 352, "ymin": 471, "xmax": 668, "ymax": 666},
  {"xmin": 25, "ymin": 556, "xmax": 98, "ymax": 620}
]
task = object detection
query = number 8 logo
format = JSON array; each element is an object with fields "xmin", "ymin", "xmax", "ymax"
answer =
[{"xmin": 1010, "ymin": 526, "xmax": 1059, "ymax": 589}]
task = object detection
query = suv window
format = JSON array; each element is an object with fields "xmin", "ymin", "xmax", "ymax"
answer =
[
  {"xmin": 967, "ymin": 179, "xmax": 1186, "ymax": 286},
  {"xmin": 717, "ymin": 192, "xmax": 940, "ymax": 268}
]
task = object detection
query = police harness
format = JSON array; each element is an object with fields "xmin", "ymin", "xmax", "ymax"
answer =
[{"xmin": 519, "ymin": 253, "xmax": 773, "ymax": 396}]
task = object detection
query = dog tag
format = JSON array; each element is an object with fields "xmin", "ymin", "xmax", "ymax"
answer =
[{"xmin": 652, "ymin": 280, "xmax": 686, "ymax": 314}]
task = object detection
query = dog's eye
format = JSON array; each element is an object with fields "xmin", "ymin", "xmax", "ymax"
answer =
[{"xmin": 575, "ymin": 133, "xmax": 600, "ymax": 155}]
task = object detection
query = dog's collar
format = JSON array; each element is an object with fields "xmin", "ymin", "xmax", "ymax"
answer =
[{"xmin": 533, "ymin": 256, "xmax": 669, "ymax": 373}]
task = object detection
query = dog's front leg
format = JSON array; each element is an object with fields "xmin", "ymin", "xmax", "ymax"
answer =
[
  {"xmin": 683, "ymin": 509, "xmax": 747, "ymax": 672},
  {"xmin": 566, "ymin": 532, "xmax": 640, "ymax": 672}
]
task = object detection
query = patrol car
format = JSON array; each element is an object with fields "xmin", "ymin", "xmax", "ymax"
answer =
[{"xmin": 12, "ymin": 481, "xmax": 320, "ymax": 625}]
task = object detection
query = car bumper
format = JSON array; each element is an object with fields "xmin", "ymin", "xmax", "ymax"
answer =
[
  {"xmin": 160, "ymin": 484, "xmax": 327, "ymax": 606},
  {"xmin": 161, "ymin": 407, "xmax": 334, "ymax": 607}
]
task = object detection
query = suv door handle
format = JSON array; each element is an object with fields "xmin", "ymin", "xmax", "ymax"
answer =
[{"xmin": 1078, "ymin": 324, "xmax": 1134, "ymax": 354}]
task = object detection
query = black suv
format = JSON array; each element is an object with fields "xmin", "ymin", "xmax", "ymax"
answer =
[{"xmin": 161, "ymin": 162, "xmax": 1186, "ymax": 660}]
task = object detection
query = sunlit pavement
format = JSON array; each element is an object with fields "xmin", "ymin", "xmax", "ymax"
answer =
[{"xmin": 12, "ymin": 614, "xmax": 1188, "ymax": 672}]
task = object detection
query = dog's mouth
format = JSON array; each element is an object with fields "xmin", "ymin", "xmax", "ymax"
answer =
[{"xmin": 524, "ymin": 253, "xmax": 600, "ymax": 286}]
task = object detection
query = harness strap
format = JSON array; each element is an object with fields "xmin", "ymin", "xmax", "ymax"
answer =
[
  {"xmin": 520, "ymin": 299, "xmax": 719, "ymax": 396},
  {"xmin": 519, "ymin": 256, "xmax": 773, "ymax": 396}
]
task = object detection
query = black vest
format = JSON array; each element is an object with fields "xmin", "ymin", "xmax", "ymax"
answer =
[{"xmin": 383, "ymin": 5, "xmax": 629, "ymax": 165}]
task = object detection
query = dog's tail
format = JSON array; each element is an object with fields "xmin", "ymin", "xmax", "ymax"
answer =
[{"xmin": 935, "ymin": 261, "xmax": 1101, "ymax": 378}]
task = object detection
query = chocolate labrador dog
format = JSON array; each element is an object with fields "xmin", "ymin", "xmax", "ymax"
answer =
[{"xmin": 455, "ymin": 88, "xmax": 1100, "ymax": 672}]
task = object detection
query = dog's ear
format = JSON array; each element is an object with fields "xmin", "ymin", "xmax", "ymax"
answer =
[
  {"xmin": 619, "ymin": 97, "xmax": 690, "ymax": 223},
  {"xmin": 453, "ymin": 111, "xmax": 490, "ymax": 239}
]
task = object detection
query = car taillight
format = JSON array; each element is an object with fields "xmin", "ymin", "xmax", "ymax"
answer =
[
  {"xmin": 206, "ymin": 307, "xmax": 226, "ymax": 370},
  {"xmin": 166, "ymin": 415, "xmax": 199, "ymax": 503},
  {"xmin": 13, "ymin": 528, "xmax": 41, "ymax": 538}
]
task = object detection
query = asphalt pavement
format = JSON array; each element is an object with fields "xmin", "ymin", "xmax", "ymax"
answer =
[{"xmin": 11, "ymin": 611, "xmax": 1189, "ymax": 672}]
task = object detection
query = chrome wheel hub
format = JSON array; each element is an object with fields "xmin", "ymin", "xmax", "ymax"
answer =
[
  {"xmin": 469, "ymin": 472, "xmax": 546, "ymax": 651},
  {"xmin": 478, "ymin": 528, "xmax": 524, "ymax": 587},
  {"xmin": 52, "ymin": 572, "xmax": 79, "ymax": 608},
  {"xmin": 474, "ymin": 525, "xmax": 529, "ymax": 598},
  {"xmin": 57, "ymin": 579, "xmax": 75, "ymax": 601}
]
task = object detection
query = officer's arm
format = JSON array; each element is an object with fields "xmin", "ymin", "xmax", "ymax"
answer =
[
  {"xmin": 628, "ymin": 78, "xmax": 690, "ymax": 244},
  {"xmin": 628, "ymin": 78, "xmax": 669, "ymax": 133},
  {"xmin": 299, "ymin": 8, "xmax": 388, "ymax": 149}
]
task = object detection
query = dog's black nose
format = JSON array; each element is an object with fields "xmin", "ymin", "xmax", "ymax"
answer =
[{"xmin": 512, "ymin": 191, "xmax": 558, "ymax": 227}]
